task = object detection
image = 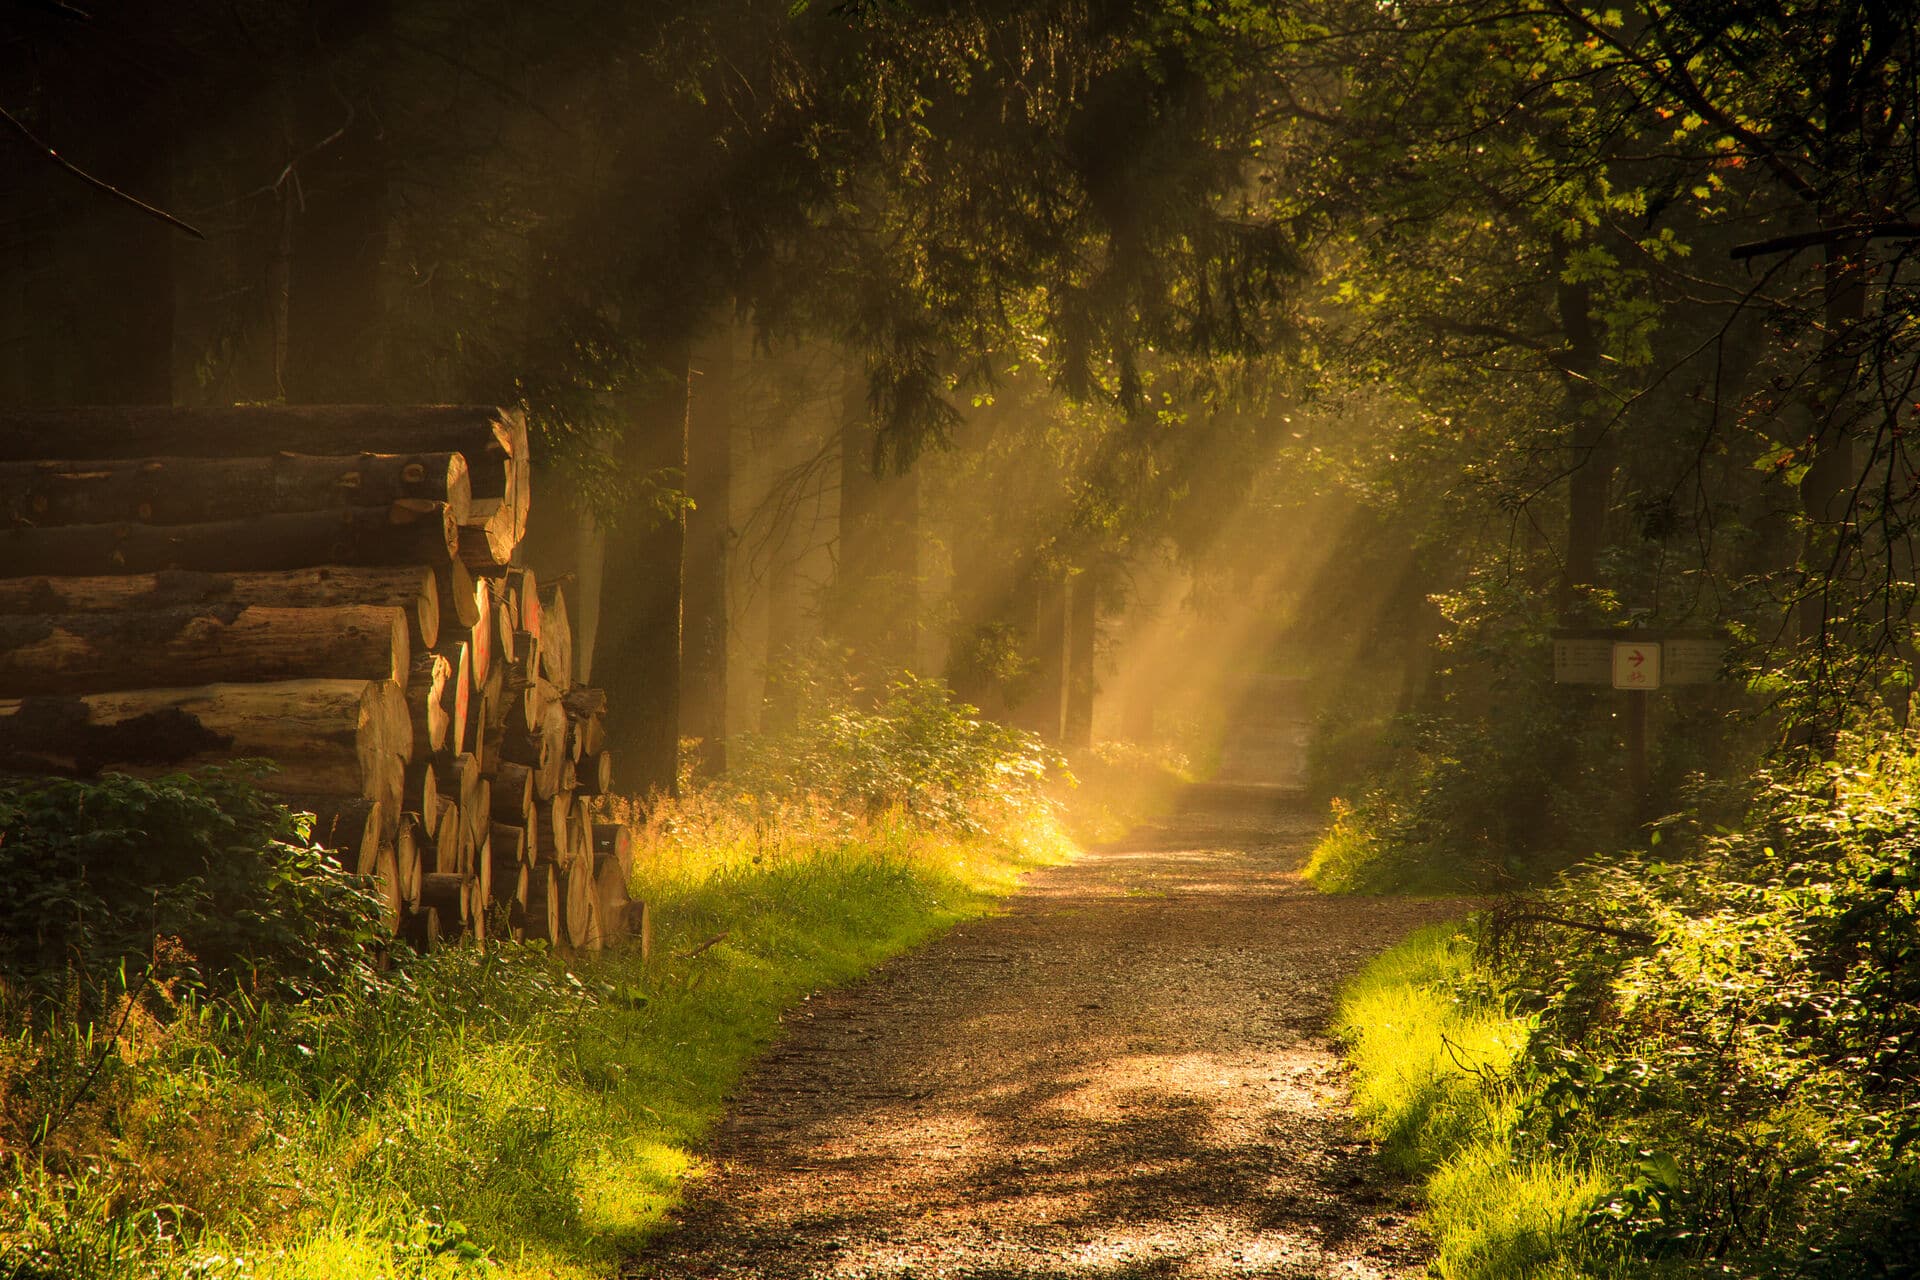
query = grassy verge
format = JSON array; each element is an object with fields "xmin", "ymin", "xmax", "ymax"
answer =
[
  {"xmin": 1335, "ymin": 924, "xmax": 1616, "ymax": 1280},
  {"xmin": 3, "ymin": 801, "xmax": 1071, "ymax": 1279}
]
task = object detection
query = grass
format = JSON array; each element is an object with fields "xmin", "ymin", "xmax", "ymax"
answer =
[
  {"xmin": 1335, "ymin": 923, "xmax": 1617, "ymax": 1280},
  {"xmin": 1, "ymin": 796, "xmax": 1074, "ymax": 1279}
]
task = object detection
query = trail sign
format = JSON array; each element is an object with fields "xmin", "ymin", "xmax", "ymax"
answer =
[
  {"xmin": 1662, "ymin": 636, "xmax": 1726, "ymax": 685},
  {"xmin": 1553, "ymin": 637, "xmax": 1613, "ymax": 684},
  {"xmin": 1612, "ymin": 641, "xmax": 1661, "ymax": 690}
]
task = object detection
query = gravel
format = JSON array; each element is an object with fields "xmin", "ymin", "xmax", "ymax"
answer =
[{"xmin": 630, "ymin": 801, "xmax": 1471, "ymax": 1280}]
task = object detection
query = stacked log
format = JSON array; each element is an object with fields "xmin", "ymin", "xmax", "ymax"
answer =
[{"xmin": 0, "ymin": 405, "xmax": 634, "ymax": 951}]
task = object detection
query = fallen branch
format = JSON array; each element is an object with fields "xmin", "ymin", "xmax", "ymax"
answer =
[{"xmin": 674, "ymin": 931, "xmax": 729, "ymax": 961}]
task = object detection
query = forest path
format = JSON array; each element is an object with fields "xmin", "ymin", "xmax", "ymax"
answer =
[{"xmin": 630, "ymin": 799, "xmax": 1468, "ymax": 1280}]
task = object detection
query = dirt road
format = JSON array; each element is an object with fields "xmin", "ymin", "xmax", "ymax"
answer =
[{"xmin": 633, "ymin": 801, "xmax": 1468, "ymax": 1279}]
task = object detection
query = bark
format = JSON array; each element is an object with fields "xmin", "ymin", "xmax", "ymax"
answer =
[
  {"xmin": 0, "ymin": 678, "xmax": 409, "ymax": 799},
  {"xmin": 0, "ymin": 501, "xmax": 458, "ymax": 577},
  {"xmin": 403, "ymin": 760, "xmax": 440, "ymax": 835},
  {"xmin": 524, "ymin": 864, "xmax": 561, "ymax": 943},
  {"xmin": 491, "ymin": 760, "xmax": 537, "ymax": 823},
  {"xmin": 437, "ymin": 561, "xmax": 485, "ymax": 635},
  {"xmin": 0, "ymin": 452, "xmax": 471, "ymax": 529},
  {"xmin": 0, "ymin": 406, "xmax": 525, "ymax": 501},
  {"xmin": 681, "ymin": 325, "xmax": 733, "ymax": 776},
  {"xmin": 597, "ymin": 349, "xmax": 690, "ymax": 798},
  {"xmin": 0, "ymin": 603, "xmax": 408, "ymax": 697},
  {"xmin": 1064, "ymin": 565, "xmax": 1099, "ymax": 749},
  {"xmin": 491, "ymin": 829, "xmax": 530, "ymax": 913},
  {"xmin": 1554, "ymin": 263, "xmax": 1612, "ymax": 619},
  {"xmin": 501, "ymin": 699, "xmax": 570, "ymax": 800},
  {"xmin": 0, "ymin": 566, "xmax": 437, "ymax": 651},
  {"xmin": 1023, "ymin": 572, "xmax": 1070, "ymax": 742},
  {"xmin": 420, "ymin": 873, "xmax": 471, "ymax": 928},
  {"xmin": 1798, "ymin": 238, "xmax": 1869, "ymax": 652},
  {"xmin": 297, "ymin": 797, "xmax": 387, "ymax": 874},
  {"xmin": 575, "ymin": 750, "xmax": 613, "ymax": 795}
]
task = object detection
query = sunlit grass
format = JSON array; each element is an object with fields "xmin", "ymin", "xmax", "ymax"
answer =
[
  {"xmin": 1, "ymin": 793, "xmax": 1074, "ymax": 1280},
  {"xmin": 1337, "ymin": 923, "xmax": 1615, "ymax": 1280},
  {"xmin": 1303, "ymin": 798, "xmax": 1381, "ymax": 893}
]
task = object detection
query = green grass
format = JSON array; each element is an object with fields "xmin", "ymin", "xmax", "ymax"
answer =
[
  {"xmin": 1336, "ymin": 923, "xmax": 1617, "ymax": 1280},
  {"xmin": 1, "ymin": 811, "xmax": 1071, "ymax": 1279}
]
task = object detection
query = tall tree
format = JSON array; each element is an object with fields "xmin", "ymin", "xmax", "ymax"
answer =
[{"xmin": 681, "ymin": 324, "xmax": 735, "ymax": 776}]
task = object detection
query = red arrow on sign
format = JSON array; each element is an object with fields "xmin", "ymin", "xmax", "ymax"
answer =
[{"xmin": 1630, "ymin": 650, "xmax": 1645, "ymax": 667}]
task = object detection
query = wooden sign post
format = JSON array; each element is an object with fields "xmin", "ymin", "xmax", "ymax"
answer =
[{"xmin": 1553, "ymin": 629, "xmax": 1724, "ymax": 823}]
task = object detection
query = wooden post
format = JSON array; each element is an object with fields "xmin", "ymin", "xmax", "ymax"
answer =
[{"xmin": 1626, "ymin": 689, "xmax": 1650, "ymax": 824}]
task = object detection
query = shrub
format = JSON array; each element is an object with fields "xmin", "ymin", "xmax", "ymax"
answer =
[
  {"xmin": 1354, "ymin": 729, "xmax": 1920, "ymax": 1279},
  {"xmin": 0, "ymin": 769, "xmax": 388, "ymax": 1016},
  {"xmin": 729, "ymin": 654, "xmax": 1061, "ymax": 834}
]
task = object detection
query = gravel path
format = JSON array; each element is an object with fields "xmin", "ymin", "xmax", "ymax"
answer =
[{"xmin": 632, "ymin": 801, "xmax": 1469, "ymax": 1280}]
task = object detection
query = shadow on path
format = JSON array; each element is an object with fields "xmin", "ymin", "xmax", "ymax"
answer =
[{"xmin": 630, "ymin": 802, "xmax": 1469, "ymax": 1279}]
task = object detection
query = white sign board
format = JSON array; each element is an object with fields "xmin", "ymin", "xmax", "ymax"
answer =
[
  {"xmin": 1663, "ymin": 637, "xmax": 1724, "ymax": 685},
  {"xmin": 1612, "ymin": 641, "xmax": 1661, "ymax": 690},
  {"xmin": 1553, "ymin": 637, "xmax": 1613, "ymax": 685}
]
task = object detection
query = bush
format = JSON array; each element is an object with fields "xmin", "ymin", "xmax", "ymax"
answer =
[
  {"xmin": 1306, "ymin": 573, "xmax": 1762, "ymax": 893},
  {"xmin": 0, "ymin": 769, "xmax": 388, "ymax": 1015},
  {"xmin": 1346, "ymin": 729, "xmax": 1920, "ymax": 1279},
  {"xmin": 730, "ymin": 651, "xmax": 1061, "ymax": 834}
]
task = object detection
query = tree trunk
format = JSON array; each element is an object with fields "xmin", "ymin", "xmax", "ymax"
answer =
[
  {"xmin": 284, "ymin": 49, "xmax": 390, "ymax": 407},
  {"xmin": 0, "ymin": 603, "xmax": 409, "ymax": 696},
  {"xmin": 524, "ymin": 864, "xmax": 561, "ymax": 943},
  {"xmin": 0, "ymin": 408, "xmax": 525, "ymax": 512},
  {"xmin": 296, "ymin": 797, "xmax": 388, "ymax": 873},
  {"xmin": 0, "ymin": 501, "xmax": 459, "ymax": 578},
  {"xmin": 1554, "ymin": 261, "xmax": 1611, "ymax": 620},
  {"xmin": 681, "ymin": 324, "xmax": 734, "ymax": 777},
  {"xmin": 46, "ymin": 39, "xmax": 177, "ymax": 408},
  {"xmin": 1064, "ymin": 564, "xmax": 1099, "ymax": 749},
  {"xmin": 0, "ymin": 451, "xmax": 471, "ymax": 528},
  {"xmin": 1798, "ymin": 237, "xmax": 1869, "ymax": 653},
  {"xmin": 457, "ymin": 498, "xmax": 520, "ymax": 573},
  {"xmin": 561, "ymin": 860, "xmax": 597, "ymax": 951},
  {"xmin": 535, "ymin": 583, "xmax": 574, "ymax": 691},
  {"xmin": 831, "ymin": 367, "xmax": 920, "ymax": 687},
  {"xmin": 0, "ymin": 678, "xmax": 409, "ymax": 798},
  {"xmin": 0, "ymin": 565, "xmax": 439, "ymax": 650},
  {"xmin": 1021, "ymin": 571, "xmax": 1070, "ymax": 742},
  {"xmin": 597, "ymin": 349, "xmax": 690, "ymax": 798}
]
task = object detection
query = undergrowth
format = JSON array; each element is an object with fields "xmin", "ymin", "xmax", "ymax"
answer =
[
  {"xmin": 1338, "ymin": 727, "xmax": 1920, "ymax": 1280},
  {"xmin": 0, "ymin": 675, "xmax": 1076, "ymax": 1279}
]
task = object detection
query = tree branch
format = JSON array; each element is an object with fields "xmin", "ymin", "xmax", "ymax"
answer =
[
  {"xmin": 0, "ymin": 104, "xmax": 205, "ymax": 241},
  {"xmin": 1730, "ymin": 222, "xmax": 1920, "ymax": 260}
]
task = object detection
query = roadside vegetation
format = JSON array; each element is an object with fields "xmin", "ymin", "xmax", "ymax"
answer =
[
  {"xmin": 1335, "ymin": 729, "xmax": 1920, "ymax": 1280},
  {"xmin": 0, "ymin": 671, "xmax": 1160, "ymax": 1280}
]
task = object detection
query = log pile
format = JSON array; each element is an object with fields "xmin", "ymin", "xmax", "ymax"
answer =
[{"xmin": 0, "ymin": 406, "xmax": 634, "ymax": 952}]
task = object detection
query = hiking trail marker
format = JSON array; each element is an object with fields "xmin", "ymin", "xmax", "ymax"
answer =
[
  {"xmin": 1612, "ymin": 641, "xmax": 1660, "ymax": 690},
  {"xmin": 1552, "ymin": 629, "xmax": 1725, "ymax": 821}
]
